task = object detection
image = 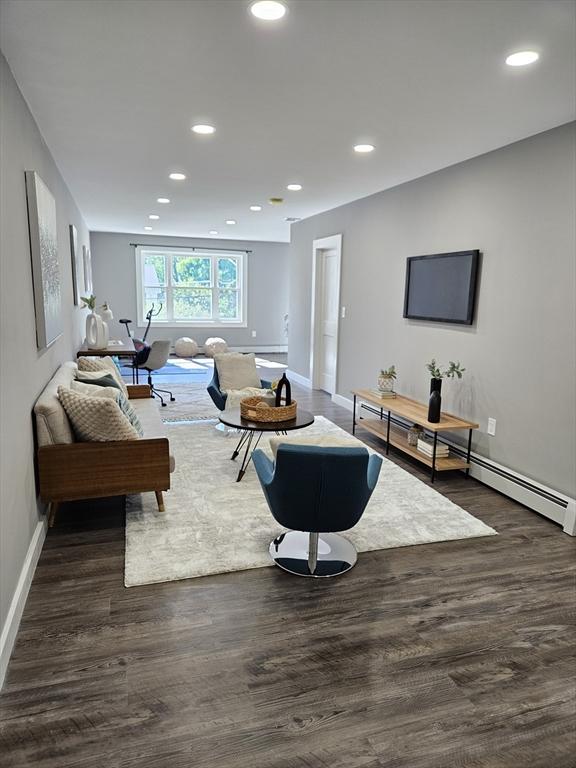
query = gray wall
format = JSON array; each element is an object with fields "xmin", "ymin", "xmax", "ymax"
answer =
[
  {"xmin": 288, "ymin": 123, "xmax": 576, "ymax": 497},
  {"xmin": 0, "ymin": 53, "xmax": 90, "ymax": 640},
  {"xmin": 90, "ymin": 232, "xmax": 289, "ymax": 349}
]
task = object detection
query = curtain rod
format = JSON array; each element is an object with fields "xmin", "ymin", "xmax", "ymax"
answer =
[{"xmin": 130, "ymin": 243, "xmax": 252, "ymax": 253}]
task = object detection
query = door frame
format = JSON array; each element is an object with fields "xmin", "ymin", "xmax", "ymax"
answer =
[{"xmin": 310, "ymin": 234, "xmax": 343, "ymax": 392}]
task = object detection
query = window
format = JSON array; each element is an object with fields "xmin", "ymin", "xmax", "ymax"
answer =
[{"xmin": 136, "ymin": 247, "xmax": 246, "ymax": 326}]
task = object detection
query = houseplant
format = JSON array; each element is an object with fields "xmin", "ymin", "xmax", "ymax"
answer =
[
  {"xmin": 378, "ymin": 365, "xmax": 397, "ymax": 393},
  {"xmin": 425, "ymin": 359, "xmax": 465, "ymax": 422}
]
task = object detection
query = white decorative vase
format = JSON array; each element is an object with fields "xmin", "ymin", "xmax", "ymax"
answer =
[{"xmin": 86, "ymin": 312, "xmax": 109, "ymax": 349}]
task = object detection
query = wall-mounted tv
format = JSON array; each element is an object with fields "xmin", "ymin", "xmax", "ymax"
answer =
[{"xmin": 403, "ymin": 250, "xmax": 480, "ymax": 325}]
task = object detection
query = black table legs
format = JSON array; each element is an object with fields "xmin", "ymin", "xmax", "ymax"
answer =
[{"xmin": 231, "ymin": 429, "xmax": 263, "ymax": 482}]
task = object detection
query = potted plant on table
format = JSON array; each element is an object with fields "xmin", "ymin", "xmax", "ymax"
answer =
[
  {"xmin": 425, "ymin": 359, "xmax": 466, "ymax": 422},
  {"xmin": 377, "ymin": 365, "xmax": 397, "ymax": 394}
]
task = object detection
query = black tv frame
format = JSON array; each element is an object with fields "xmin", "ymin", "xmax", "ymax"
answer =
[{"xmin": 403, "ymin": 249, "xmax": 480, "ymax": 325}]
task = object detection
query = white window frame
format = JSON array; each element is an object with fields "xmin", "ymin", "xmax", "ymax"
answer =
[{"xmin": 135, "ymin": 246, "xmax": 247, "ymax": 328}]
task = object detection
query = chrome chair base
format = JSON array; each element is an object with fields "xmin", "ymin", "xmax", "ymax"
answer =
[{"xmin": 269, "ymin": 531, "xmax": 357, "ymax": 578}]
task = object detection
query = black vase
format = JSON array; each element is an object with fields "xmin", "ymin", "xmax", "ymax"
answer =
[
  {"xmin": 275, "ymin": 373, "xmax": 292, "ymax": 407},
  {"xmin": 430, "ymin": 378, "xmax": 443, "ymax": 394},
  {"xmin": 428, "ymin": 389, "xmax": 441, "ymax": 423}
]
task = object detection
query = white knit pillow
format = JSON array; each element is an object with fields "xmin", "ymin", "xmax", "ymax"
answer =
[
  {"xmin": 70, "ymin": 380, "xmax": 119, "ymax": 399},
  {"xmin": 215, "ymin": 352, "xmax": 260, "ymax": 392},
  {"xmin": 77, "ymin": 356, "xmax": 129, "ymax": 397},
  {"xmin": 58, "ymin": 386, "xmax": 139, "ymax": 442}
]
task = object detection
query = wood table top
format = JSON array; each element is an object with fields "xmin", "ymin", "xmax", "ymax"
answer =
[{"xmin": 77, "ymin": 339, "xmax": 136, "ymax": 357}]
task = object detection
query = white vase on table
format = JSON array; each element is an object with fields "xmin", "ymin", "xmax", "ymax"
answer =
[{"xmin": 85, "ymin": 312, "xmax": 109, "ymax": 350}]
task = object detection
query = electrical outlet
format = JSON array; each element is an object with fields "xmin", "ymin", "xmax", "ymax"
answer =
[
  {"xmin": 251, "ymin": 330, "xmax": 257, "ymax": 338},
  {"xmin": 487, "ymin": 417, "xmax": 496, "ymax": 436},
  {"xmin": 341, "ymin": 306, "xmax": 346, "ymax": 319}
]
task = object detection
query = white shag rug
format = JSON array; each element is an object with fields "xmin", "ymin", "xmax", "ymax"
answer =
[{"xmin": 125, "ymin": 416, "xmax": 496, "ymax": 586}]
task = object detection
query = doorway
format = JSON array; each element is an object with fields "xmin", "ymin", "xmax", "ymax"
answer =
[{"xmin": 310, "ymin": 234, "xmax": 342, "ymax": 394}]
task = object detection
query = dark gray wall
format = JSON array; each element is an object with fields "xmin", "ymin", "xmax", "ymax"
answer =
[
  {"xmin": 0, "ymin": 53, "xmax": 90, "ymax": 642},
  {"xmin": 288, "ymin": 123, "xmax": 576, "ymax": 497},
  {"xmin": 90, "ymin": 232, "xmax": 289, "ymax": 349}
]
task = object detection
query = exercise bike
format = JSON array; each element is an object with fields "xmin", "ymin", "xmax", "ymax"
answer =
[
  {"xmin": 118, "ymin": 305, "xmax": 176, "ymax": 406},
  {"xmin": 119, "ymin": 303, "xmax": 162, "ymax": 357}
]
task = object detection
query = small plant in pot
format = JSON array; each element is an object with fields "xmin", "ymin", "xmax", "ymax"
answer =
[
  {"xmin": 425, "ymin": 359, "xmax": 466, "ymax": 422},
  {"xmin": 426, "ymin": 359, "xmax": 466, "ymax": 392},
  {"xmin": 80, "ymin": 294, "xmax": 97, "ymax": 310},
  {"xmin": 378, "ymin": 365, "xmax": 397, "ymax": 393}
]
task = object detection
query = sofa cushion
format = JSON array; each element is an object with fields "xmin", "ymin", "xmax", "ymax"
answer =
[
  {"xmin": 215, "ymin": 352, "xmax": 260, "ymax": 392},
  {"xmin": 75, "ymin": 371, "xmax": 121, "ymax": 390},
  {"xmin": 70, "ymin": 380, "xmax": 119, "ymax": 399},
  {"xmin": 77, "ymin": 356, "xmax": 129, "ymax": 397},
  {"xmin": 71, "ymin": 379, "xmax": 143, "ymax": 436},
  {"xmin": 130, "ymin": 398, "xmax": 175, "ymax": 472},
  {"xmin": 34, "ymin": 362, "xmax": 77, "ymax": 446},
  {"xmin": 58, "ymin": 386, "xmax": 140, "ymax": 442}
]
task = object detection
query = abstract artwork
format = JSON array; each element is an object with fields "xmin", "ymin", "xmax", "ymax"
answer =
[
  {"xmin": 25, "ymin": 171, "xmax": 62, "ymax": 349},
  {"xmin": 69, "ymin": 224, "xmax": 83, "ymax": 305},
  {"xmin": 83, "ymin": 244, "xmax": 93, "ymax": 293}
]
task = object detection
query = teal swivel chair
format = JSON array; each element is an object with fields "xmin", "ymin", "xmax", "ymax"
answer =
[{"xmin": 253, "ymin": 444, "xmax": 382, "ymax": 577}]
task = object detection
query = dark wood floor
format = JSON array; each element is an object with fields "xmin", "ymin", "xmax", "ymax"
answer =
[{"xmin": 1, "ymin": 384, "xmax": 575, "ymax": 767}]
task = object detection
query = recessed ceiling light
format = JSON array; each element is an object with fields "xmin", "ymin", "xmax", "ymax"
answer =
[
  {"xmin": 505, "ymin": 50, "xmax": 539, "ymax": 67},
  {"xmin": 169, "ymin": 172, "xmax": 186, "ymax": 180},
  {"xmin": 286, "ymin": 184, "xmax": 302, "ymax": 191},
  {"xmin": 192, "ymin": 124, "xmax": 215, "ymax": 135},
  {"xmin": 144, "ymin": 226, "xmax": 153, "ymax": 231},
  {"xmin": 157, "ymin": 197, "xmax": 170, "ymax": 204},
  {"xmin": 250, "ymin": 205, "xmax": 262, "ymax": 211},
  {"xmin": 353, "ymin": 144, "xmax": 375, "ymax": 153},
  {"xmin": 209, "ymin": 230, "xmax": 219, "ymax": 235},
  {"xmin": 250, "ymin": 1, "xmax": 287, "ymax": 21},
  {"xmin": 225, "ymin": 219, "xmax": 237, "ymax": 225},
  {"xmin": 149, "ymin": 214, "xmax": 160, "ymax": 220},
  {"xmin": 269, "ymin": 197, "xmax": 283, "ymax": 205}
]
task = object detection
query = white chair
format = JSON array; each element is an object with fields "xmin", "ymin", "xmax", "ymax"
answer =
[{"xmin": 132, "ymin": 340, "xmax": 175, "ymax": 407}]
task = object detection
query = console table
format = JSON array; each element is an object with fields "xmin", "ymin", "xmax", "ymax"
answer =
[{"xmin": 352, "ymin": 389, "xmax": 478, "ymax": 482}]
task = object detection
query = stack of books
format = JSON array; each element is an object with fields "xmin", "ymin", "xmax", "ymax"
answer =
[
  {"xmin": 417, "ymin": 438, "xmax": 449, "ymax": 458},
  {"xmin": 370, "ymin": 389, "xmax": 396, "ymax": 399}
]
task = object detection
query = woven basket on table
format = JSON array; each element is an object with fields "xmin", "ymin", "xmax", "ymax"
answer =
[{"xmin": 240, "ymin": 396, "xmax": 297, "ymax": 423}]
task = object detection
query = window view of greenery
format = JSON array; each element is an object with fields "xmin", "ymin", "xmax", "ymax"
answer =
[
  {"xmin": 143, "ymin": 254, "xmax": 167, "ymax": 319},
  {"xmin": 141, "ymin": 251, "xmax": 242, "ymax": 322},
  {"xmin": 218, "ymin": 258, "xmax": 239, "ymax": 320}
]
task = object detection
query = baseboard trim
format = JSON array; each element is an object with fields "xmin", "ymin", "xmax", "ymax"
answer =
[
  {"xmin": 332, "ymin": 392, "xmax": 575, "ymax": 535},
  {"xmin": 332, "ymin": 393, "xmax": 354, "ymax": 411},
  {"xmin": 0, "ymin": 518, "xmax": 46, "ymax": 690},
  {"xmin": 286, "ymin": 369, "xmax": 312, "ymax": 388},
  {"xmin": 229, "ymin": 345, "xmax": 288, "ymax": 354},
  {"xmin": 172, "ymin": 345, "xmax": 288, "ymax": 354}
]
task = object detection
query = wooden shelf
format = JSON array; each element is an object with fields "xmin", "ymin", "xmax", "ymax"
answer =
[
  {"xmin": 359, "ymin": 419, "xmax": 470, "ymax": 472},
  {"xmin": 352, "ymin": 389, "xmax": 479, "ymax": 432}
]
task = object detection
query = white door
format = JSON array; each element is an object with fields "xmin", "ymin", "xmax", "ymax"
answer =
[{"xmin": 311, "ymin": 235, "xmax": 342, "ymax": 395}]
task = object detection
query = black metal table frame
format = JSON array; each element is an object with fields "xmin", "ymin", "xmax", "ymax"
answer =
[
  {"xmin": 352, "ymin": 394, "xmax": 473, "ymax": 484},
  {"xmin": 230, "ymin": 428, "xmax": 288, "ymax": 482}
]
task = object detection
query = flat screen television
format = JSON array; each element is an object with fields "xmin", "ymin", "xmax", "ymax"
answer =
[{"xmin": 403, "ymin": 250, "xmax": 479, "ymax": 325}]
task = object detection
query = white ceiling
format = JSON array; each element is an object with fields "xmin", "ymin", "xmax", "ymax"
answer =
[{"xmin": 1, "ymin": 0, "xmax": 574, "ymax": 243}]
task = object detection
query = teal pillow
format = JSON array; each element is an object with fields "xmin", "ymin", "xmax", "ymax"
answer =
[
  {"xmin": 117, "ymin": 392, "xmax": 144, "ymax": 437},
  {"xmin": 76, "ymin": 372, "xmax": 121, "ymax": 390}
]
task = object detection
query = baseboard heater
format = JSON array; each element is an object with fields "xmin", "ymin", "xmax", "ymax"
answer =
[{"xmin": 358, "ymin": 402, "xmax": 576, "ymax": 536}]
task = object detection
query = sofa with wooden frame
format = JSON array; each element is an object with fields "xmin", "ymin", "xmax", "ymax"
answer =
[{"xmin": 34, "ymin": 362, "xmax": 174, "ymax": 526}]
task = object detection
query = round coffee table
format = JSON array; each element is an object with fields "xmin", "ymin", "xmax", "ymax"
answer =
[{"xmin": 219, "ymin": 407, "xmax": 315, "ymax": 482}]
